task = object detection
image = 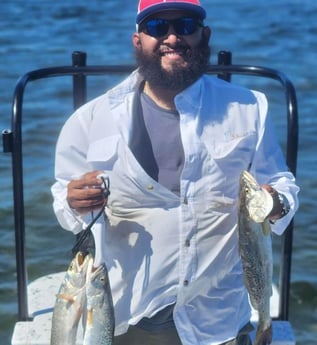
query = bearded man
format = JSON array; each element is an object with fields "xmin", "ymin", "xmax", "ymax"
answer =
[{"xmin": 51, "ymin": 1, "xmax": 299, "ymax": 344}]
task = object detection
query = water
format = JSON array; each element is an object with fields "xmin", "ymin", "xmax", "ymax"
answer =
[{"xmin": 0, "ymin": 0, "xmax": 316, "ymax": 344}]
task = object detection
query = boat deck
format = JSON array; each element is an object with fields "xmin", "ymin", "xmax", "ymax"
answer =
[{"xmin": 11, "ymin": 272, "xmax": 296, "ymax": 345}]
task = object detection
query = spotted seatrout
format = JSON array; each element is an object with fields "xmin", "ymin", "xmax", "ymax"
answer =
[
  {"xmin": 238, "ymin": 170, "xmax": 274, "ymax": 345},
  {"xmin": 83, "ymin": 262, "xmax": 115, "ymax": 345},
  {"xmin": 50, "ymin": 251, "xmax": 93, "ymax": 345}
]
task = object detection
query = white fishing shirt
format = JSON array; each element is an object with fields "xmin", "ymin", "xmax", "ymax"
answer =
[{"xmin": 51, "ymin": 70, "xmax": 299, "ymax": 345}]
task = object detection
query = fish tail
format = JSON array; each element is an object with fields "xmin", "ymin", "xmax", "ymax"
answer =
[{"xmin": 254, "ymin": 322, "xmax": 272, "ymax": 345}]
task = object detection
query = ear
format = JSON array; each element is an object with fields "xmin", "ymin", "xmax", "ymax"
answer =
[
  {"xmin": 202, "ymin": 26, "xmax": 211, "ymax": 42},
  {"xmin": 132, "ymin": 33, "xmax": 142, "ymax": 49}
]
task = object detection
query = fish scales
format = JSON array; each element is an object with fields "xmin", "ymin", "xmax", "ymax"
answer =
[
  {"xmin": 83, "ymin": 262, "xmax": 115, "ymax": 345},
  {"xmin": 238, "ymin": 170, "xmax": 273, "ymax": 345},
  {"xmin": 50, "ymin": 251, "xmax": 93, "ymax": 345}
]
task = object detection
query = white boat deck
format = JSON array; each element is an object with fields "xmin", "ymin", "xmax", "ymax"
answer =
[{"xmin": 11, "ymin": 272, "xmax": 296, "ymax": 345}]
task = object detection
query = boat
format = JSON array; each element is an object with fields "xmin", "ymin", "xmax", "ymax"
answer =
[{"xmin": 2, "ymin": 51, "xmax": 298, "ymax": 345}]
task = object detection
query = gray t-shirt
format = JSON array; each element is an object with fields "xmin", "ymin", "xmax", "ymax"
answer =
[{"xmin": 129, "ymin": 91, "xmax": 184, "ymax": 196}]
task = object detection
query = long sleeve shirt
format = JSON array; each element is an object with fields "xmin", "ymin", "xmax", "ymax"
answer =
[{"xmin": 51, "ymin": 70, "xmax": 299, "ymax": 345}]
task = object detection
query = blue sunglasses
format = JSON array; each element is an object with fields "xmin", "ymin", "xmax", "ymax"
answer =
[{"xmin": 139, "ymin": 17, "xmax": 203, "ymax": 38}]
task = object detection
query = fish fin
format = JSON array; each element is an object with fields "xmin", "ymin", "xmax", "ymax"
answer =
[
  {"xmin": 262, "ymin": 220, "xmax": 271, "ymax": 236},
  {"xmin": 249, "ymin": 294, "xmax": 258, "ymax": 311},
  {"xmin": 57, "ymin": 293, "xmax": 75, "ymax": 303},
  {"xmin": 86, "ymin": 308, "xmax": 93, "ymax": 327}
]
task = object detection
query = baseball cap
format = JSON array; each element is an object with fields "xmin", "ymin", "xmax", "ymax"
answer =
[{"xmin": 136, "ymin": 0, "xmax": 206, "ymax": 25}]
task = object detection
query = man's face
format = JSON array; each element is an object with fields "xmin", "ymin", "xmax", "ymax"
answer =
[{"xmin": 133, "ymin": 11, "xmax": 211, "ymax": 91}]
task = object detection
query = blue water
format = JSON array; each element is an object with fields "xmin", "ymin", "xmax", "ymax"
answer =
[{"xmin": 1, "ymin": 1, "xmax": 316, "ymax": 344}]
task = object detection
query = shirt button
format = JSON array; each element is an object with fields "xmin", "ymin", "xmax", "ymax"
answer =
[
  {"xmin": 183, "ymin": 280, "xmax": 189, "ymax": 286},
  {"xmin": 147, "ymin": 184, "xmax": 154, "ymax": 190},
  {"xmin": 185, "ymin": 239, "xmax": 190, "ymax": 247}
]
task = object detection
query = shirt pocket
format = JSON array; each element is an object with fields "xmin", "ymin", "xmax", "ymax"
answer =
[
  {"xmin": 86, "ymin": 135, "xmax": 120, "ymax": 166},
  {"xmin": 211, "ymin": 131, "xmax": 257, "ymax": 159},
  {"xmin": 205, "ymin": 131, "xmax": 258, "ymax": 188}
]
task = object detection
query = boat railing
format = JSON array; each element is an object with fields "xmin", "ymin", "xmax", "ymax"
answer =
[{"xmin": 1, "ymin": 50, "xmax": 298, "ymax": 323}]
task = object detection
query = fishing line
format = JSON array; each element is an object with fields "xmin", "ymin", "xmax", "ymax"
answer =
[{"xmin": 71, "ymin": 176, "xmax": 110, "ymax": 256}]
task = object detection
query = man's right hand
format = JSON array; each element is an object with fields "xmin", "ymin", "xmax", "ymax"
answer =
[{"xmin": 67, "ymin": 170, "xmax": 108, "ymax": 214}]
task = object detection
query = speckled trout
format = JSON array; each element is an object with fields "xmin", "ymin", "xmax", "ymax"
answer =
[
  {"xmin": 50, "ymin": 251, "xmax": 93, "ymax": 345},
  {"xmin": 83, "ymin": 262, "xmax": 114, "ymax": 345},
  {"xmin": 238, "ymin": 170, "xmax": 273, "ymax": 345}
]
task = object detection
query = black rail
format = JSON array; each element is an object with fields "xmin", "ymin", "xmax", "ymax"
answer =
[{"xmin": 2, "ymin": 51, "xmax": 298, "ymax": 322}]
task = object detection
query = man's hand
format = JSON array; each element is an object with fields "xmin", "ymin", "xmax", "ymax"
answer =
[{"xmin": 67, "ymin": 171, "xmax": 109, "ymax": 214}]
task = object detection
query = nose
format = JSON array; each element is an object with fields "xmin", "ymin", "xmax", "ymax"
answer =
[{"xmin": 163, "ymin": 26, "xmax": 180, "ymax": 44}]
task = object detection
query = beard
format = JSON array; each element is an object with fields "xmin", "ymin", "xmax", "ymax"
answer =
[{"xmin": 135, "ymin": 37, "xmax": 210, "ymax": 92}]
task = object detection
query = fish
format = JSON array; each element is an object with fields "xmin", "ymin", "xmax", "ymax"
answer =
[
  {"xmin": 50, "ymin": 251, "xmax": 93, "ymax": 345},
  {"xmin": 238, "ymin": 170, "xmax": 274, "ymax": 345},
  {"xmin": 83, "ymin": 262, "xmax": 115, "ymax": 345}
]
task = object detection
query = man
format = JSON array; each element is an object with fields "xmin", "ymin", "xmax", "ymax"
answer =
[{"xmin": 51, "ymin": 0, "xmax": 299, "ymax": 344}]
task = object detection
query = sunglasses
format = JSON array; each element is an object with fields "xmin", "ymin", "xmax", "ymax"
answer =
[{"xmin": 139, "ymin": 17, "xmax": 203, "ymax": 38}]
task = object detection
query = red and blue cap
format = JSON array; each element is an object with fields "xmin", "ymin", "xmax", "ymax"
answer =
[{"xmin": 136, "ymin": 0, "xmax": 206, "ymax": 24}]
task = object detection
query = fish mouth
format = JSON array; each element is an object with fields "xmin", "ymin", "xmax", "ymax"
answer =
[
  {"xmin": 76, "ymin": 251, "xmax": 85, "ymax": 266},
  {"xmin": 239, "ymin": 170, "xmax": 274, "ymax": 223},
  {"xmin": 240, "ymin": 170, "xmax": 260, "ymax": 191},
  {"xmin": 88, "ymin": 263, "xmax": 107, "ymax": 281},
  {"xmin": 74, "ymin": 251, "xmax": 93, "ymax": 271}
]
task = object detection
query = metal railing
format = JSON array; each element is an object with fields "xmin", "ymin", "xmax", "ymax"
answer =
[{"xmin": 2, "ymin": 51, "xmax": 298, "ymax": 322}]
